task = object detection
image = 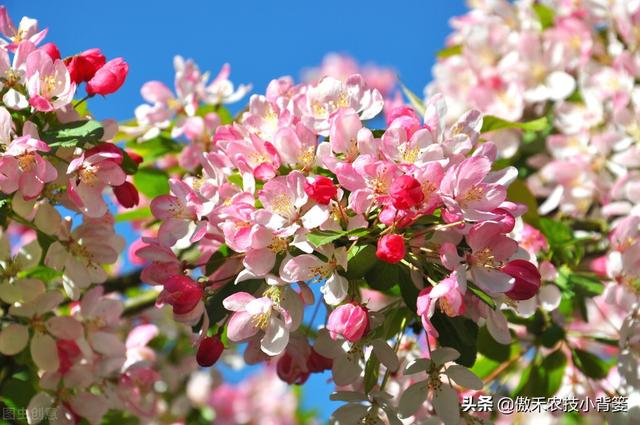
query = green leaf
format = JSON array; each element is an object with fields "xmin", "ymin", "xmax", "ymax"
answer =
[
  {"xmin": 18, "ymin": 265, "xmax": 62, "ymax": 282},
  {"xmin": 133, "ymin": 167, "xmax": 170, "ymax": 198},
  {"xmin": 400, "ymin": 82, "xmax": 425, "ymax": 116},
  {"xmin": 398, "ymin": 267, "xmax": 420, "ymax": 314},
  {"xmin": 481, "ymin": 115, "xmax": 549, "ymax": 133},
  {"xmin": 533, "ymin": 3, "xmax": 555, "ymax": 30},
  {"xmin": 507, "ymin": 180, "xmax": 540, "ymax": 226},
  {"xmin": 306, "ymin": 228, "xmax": 368, "ymax": 248},
  {"xmin": 540, "ymin": 323, "xmax": 566, "ymax": 348},
  {"xmin": 115, "ymin": 207, "xmax": 152, "ymax": 222},
  {"xmin": 542, "ymin": 349, "xmax": 567, "ymax": 395},
  {"xmin": 205, "ymin": 244, "xmax": 231, "ymax": 276},
  {"xmin": 346, "ymin": 245, "xmax": 377, "ymax": 279},
  {"xmin": 430, "ymin": 312, "xmax": 479, "ymax": 367},
  {"xmin": 467, "ymin": 283, "xmax": 496, "ymax": 310},
  {"xmin": 556, "ymin": 266, "xmax": 604, "ymax": 297},
  {"xmin": 363, "ymin": 352, "xmax": 380, "ymax": 394},
  {"xmin": 538, "ymin": 218, "xmax": 572, "ymax": 247},
  {"xmin": 572, "ymin": 348, "xmax": 611, "ymax": 380},
  {"xmin": 126, "ymin": 134, "xmax": 183, "ymax": 165},
  {"xmin": 477, "ymin": 326, "xmax": 510, "ymax": 362},
  {"xmin": 41, "ymin": 120, "xmax": 104, "ymax": 147},
  {"xmin": 364, "ymin": 261, "xmax": 399, "ymax": 292},
  {"xmin": 437, "ymin": 44, "xmax": 463, "ymax": 59},
  {"xmin": 121, "ymin": 149, "xmax": 140, "ymax": 175}
]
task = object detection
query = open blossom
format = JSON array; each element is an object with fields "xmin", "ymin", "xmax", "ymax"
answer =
[
  {"xmin": 223, "ymin": 286, "xmax": 303, "ymax": 356},
  {"xmin": 280, "ymin": 245, "xmax": 349, "ymax": 305},
  {"xmin": 67, "ymin": 143, "xmax": 127, "ymax": 217},
  {"xmin": 0, "ymin": 6, "xmax": 47, "ymax": 51},
  {"xmin": 297, "ymin": 75, "xmax": 384, "ymax": 135},
  {"xmin": 25, "ymin": 49, "xmax": 75, "ymax": 111},
  {"xmin": 417, "ymin": 271, "xmax": 466, "ymax": 336},
  {"xmin": 0, "ymin": 135, "xmax": 57, "ymax": 199},
  {"xmin": 44, "ymin": 213, "xmax": 125, "ymax": 299}
]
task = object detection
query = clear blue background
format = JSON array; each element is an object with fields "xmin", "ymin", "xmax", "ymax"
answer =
[{"xmin": 7, "ymin": 0, "xmax": 467, "ymax": 421}]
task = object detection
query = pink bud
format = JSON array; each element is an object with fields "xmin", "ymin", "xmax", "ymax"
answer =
[
  {"xmin": 376, "ymin": 234, "xmax": 406, "ymax": 264},
  {"xmin": 502, "ymin": 260, "xmax": 541, "ymax": 301},
  {"xmin": 327, "ymin": 303, "xmax": 369, "ymax": 342},
  {"xmin": 389, "ymin": 175, "xmax": 424, "ymax": 209},
  {"xmin": 304, "ymin": 175, "xmax": 337, "ymax": 205},
  {"xmin": 114, "ymin": 181, "xmax": 140, "ymax": 208},
  {"xmin": 159, "ymin": 275, "xmax": 203, "ymax": 315},
  {"xmin": 196, "ymin": 335, "xmax": 224, "ymax": 367},
  {"xmin": 65, "ymin": 48, "xmax": 106, "ymax": 84},
  {"xmin": 86, "ymin": 57, "xmax": 128, "ymax": 96},
  {"xmin": 40, "ymin": 42, "xmax": 61, "ymax": 61}
]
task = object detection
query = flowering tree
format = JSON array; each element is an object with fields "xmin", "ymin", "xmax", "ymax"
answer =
[{"xmin": 0, "ymin": 2, "xmax": 638, "ymax": 425}]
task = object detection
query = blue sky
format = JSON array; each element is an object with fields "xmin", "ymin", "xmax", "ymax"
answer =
[{"xmin": 7, "ymin": 0, "xmax": 468, "ymax": 421}]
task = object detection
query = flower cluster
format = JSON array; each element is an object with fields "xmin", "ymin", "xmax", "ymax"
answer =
[
  {"xmin": 129, "ymin": 45, "xmax": 548, "ymax": 421},
  {"xmin": 427, "ymin": 0, "xmax": 640, "ymax": 421},
  {"xmin": 0, "ymin": 7, "xmax": 166, "ymax": 425}
]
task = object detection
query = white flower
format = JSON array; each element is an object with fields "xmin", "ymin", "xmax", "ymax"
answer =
[{"xmin": 399, "ymin": 348, "xmax": 483, "ymax": 425}]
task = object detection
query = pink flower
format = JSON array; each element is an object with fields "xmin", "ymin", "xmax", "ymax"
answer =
[
  {"xmin": 463, "ymin": 222, "xmax": 519, "ymax": 294},
  {"xmin": 0, "ymin": 135, "xmax": 57, "ymax": 199},
  {"xmin": 304, "ymin": 175, "xmax": 337, "ymax": 205},
  {"xmin": 327, "ymin": 303, "xmax": 369, "ymax": 342},
  {"xmin": 417, "ymin": 271, "xmax": 466, "ymax": 335},
  {"xmin": 280, "ymin": 245, "xmax": 349, "ymax": 305},
  {"xmin": 297, "ymin": 75, "xmax": 384, "ymax": 135},
  {"xmin": 197, "ymin": 335, "xmax": 225, "ymax": 367},
  {"xmin": 440, "ymin": 156, "xmax": 514, "ymax": 221},
  {"xmin": 223, "ymin": 288, "xmax": 303, "ymax": 356},
  {"xmin": 0, "ymin": 7, "xmax": 47, "ymax": 51},
  {"xmin": 64, "ymin": 48, "xmax": 106, "ymax": 84},
  {"xmin": 67, "ymin": 144, "xmax": 126, "ymax": 217},
  {"xmin": 376, "ymin": 234, "xmax": 405, "ymax": 264},
  {"xmin": 25, "ymin": 50, "xmax": 75, "ymax": 112},
  {"xmin": 157, "ymin": 275, "xmax": 203, "ymax": 316},
  {"xmin": 86, "ymin": 57, "xmax": 128, "ymax": 96},
  {"xmin": 389, "ymin": 175, "xmax": 424, "ymax": 209}
]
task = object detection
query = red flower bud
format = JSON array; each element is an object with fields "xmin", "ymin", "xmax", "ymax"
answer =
[
  {"xmin": 65, "ymin": 48, "xmax": 106, "ymax": 84},
  {"xmin": 196, "ymin": 335, "xmax": 225, "ymax": 367},
  {"xmin": 86, "ymin": 58, "xmax": 128, "ymax": 96},
  {"xmin": 503, "ymin": 260, "xmax": 541, "ymax": 301},
  {"xmin": 40, "ymin": 42, "xmax": 61, "ymax": 61},
  {"xmin": 390, "ymin": 175, "xmax": 424, "ymax": 210},
  {"xmin": 376, "ymin": 234, "xmax": 406, "ymax": 264},
  {"xmin": 126, "ymin": 150, "xmax": 144, "ymax": 165},
  {"xmin": 159, "ymin": 275, "xmax": 203, "ymax": 315},
  {"xmin": 114, "ymin": 181, "xmax": 140, "ymax": 208},
  {"xmin": 304, "ymin": 175, "xmax": 337, "ymax": 205},
  {"xmin": 276, "ymin": 352, "xmax": 310, "ymax": 385},
  {"xmin": 307, "ymin": 348, "xmax": 332, "ymax": 372}
]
